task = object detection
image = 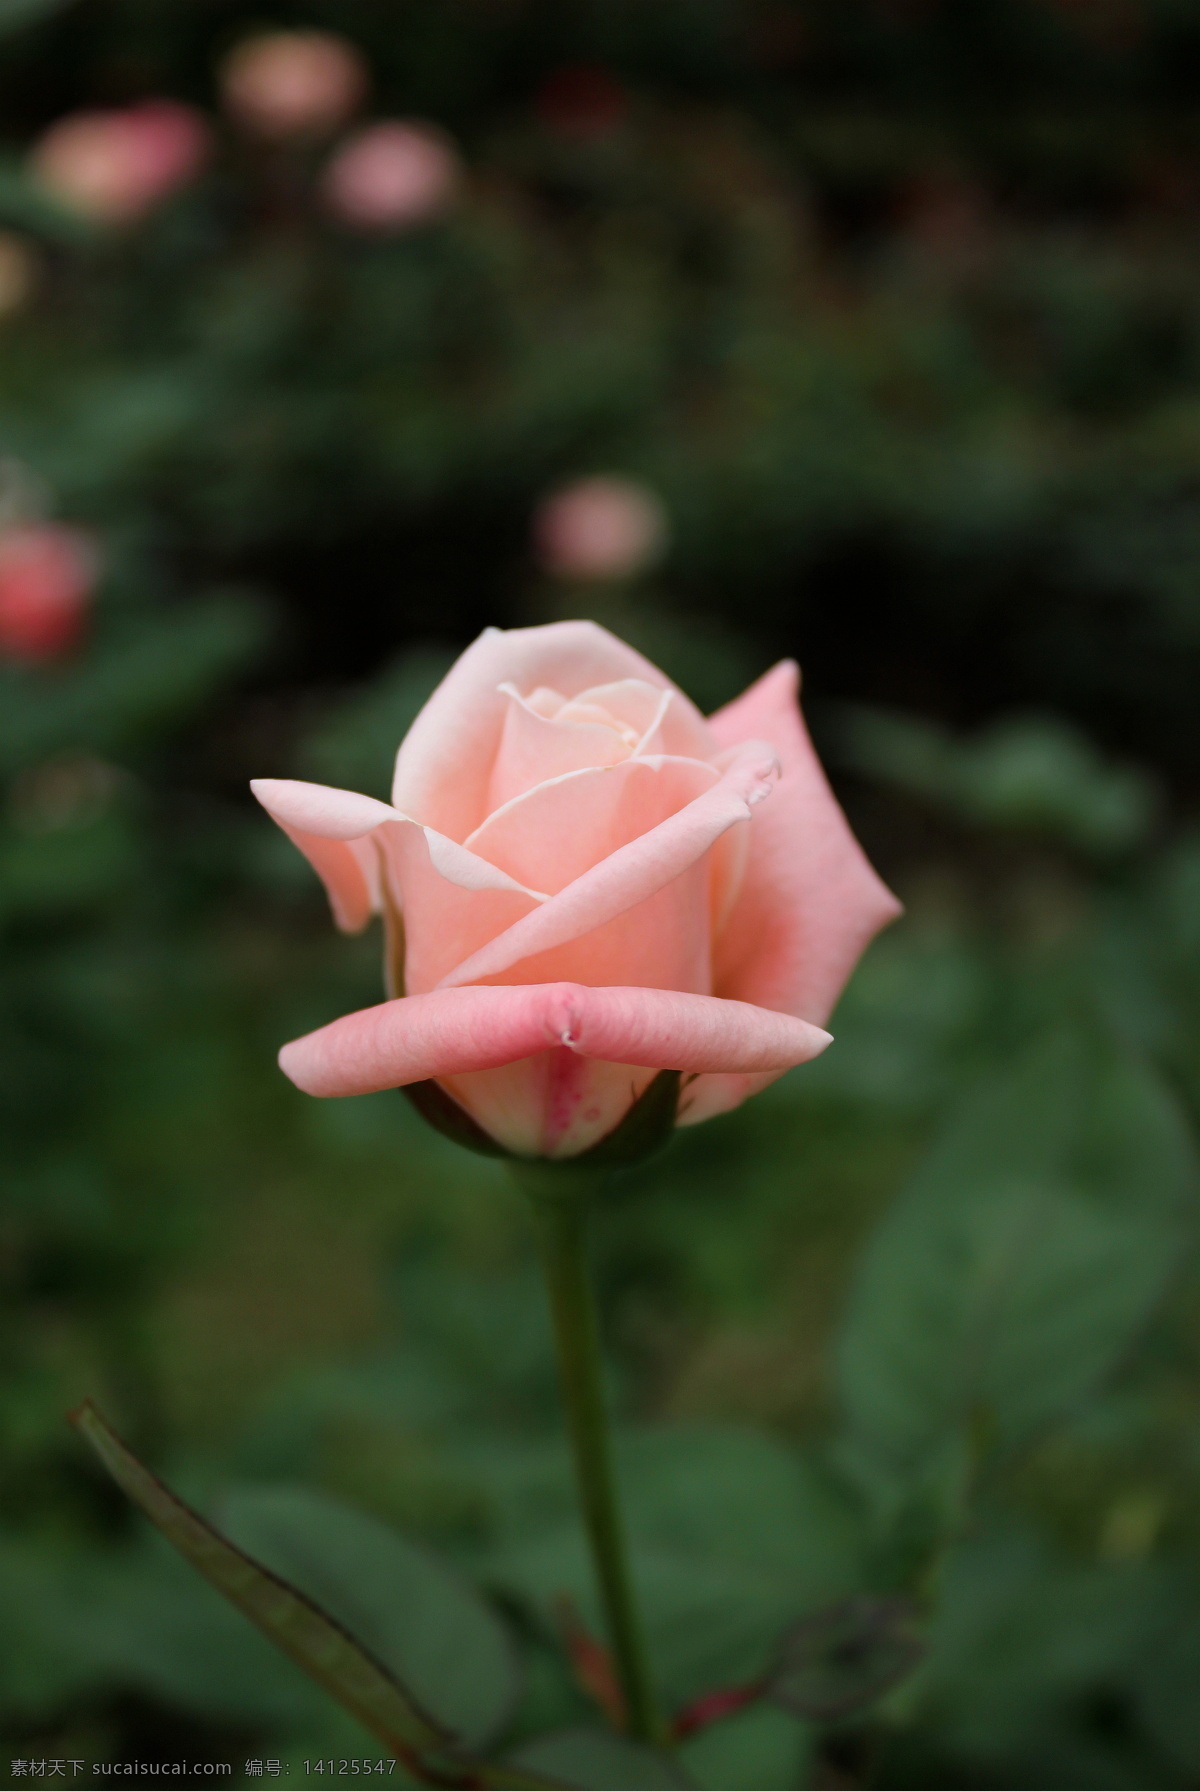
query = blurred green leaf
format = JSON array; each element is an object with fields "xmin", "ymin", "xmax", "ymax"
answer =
[
  {"xmin": 0, "ymin": 595, "xmax": 268, "ymax": 774},
  {"xmin": 837, "ymin": 1027, "xmax": 1196, "ymax": 1483},
  {"xmin": 1125, "ymin": 1577, "xmax": 1200, "ymax": 1775},
  {"xmin": 0, "ymin": 162, "xmax": 91, "ymax": 240},
  {"xmin": 677, "ymin": 1704, "xmax": 811, "ymax": 1791},
  {"xmin": 488, "ymin": 1426, "xmax": 863, "ymax": 1707},
  {"xmin": 218, "ymin": 1484, "xmax": 521, "ymax": 1751},
  {"xmin": 836, "ymin": 707, "xmax": 1159, "ymax": 856},
  {"xmin": 71, "ymin": 1403, "xmax": 452, "ymax": 1763},
  {"xmin": 0, "ymin": 0, "xmax": 75, "ymax": 33},
  {"xmin": 918, "ymin": 1526, "xmax": 1170, "ymax": 1764}
]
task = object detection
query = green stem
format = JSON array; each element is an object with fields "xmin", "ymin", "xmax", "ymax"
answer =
[{"xmin": 516, "ymin": 1169, "xmax": 662, "ymax": 1745}]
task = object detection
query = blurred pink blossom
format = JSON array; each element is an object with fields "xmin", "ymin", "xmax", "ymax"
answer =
[
  {"xmin": 321, "ymin": 121, "xmax": 460, "ymax": 231},
  {"xmin": 29, "ymin": 101, "xmax": 210, "ymax": 224},
  {"xmin": 219, "ymin": 30, "xmax": 368, "ymax": 140},
  {"xmin": 534, "ymin": 477, "xmax": 669, "ymax": 581},
  {"xmin": 0, "ymin": 524, "xmax": 98, "ymax": 662}
]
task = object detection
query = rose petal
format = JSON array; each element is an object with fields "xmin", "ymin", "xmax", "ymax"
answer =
[
  {"xmin": 250, "ymin": 777, "xmax": 547, "ymax": 945},
  {"xmin": 467, "ymin": 755, "xmax": 718, "ymax": 895},
  {"xmin": 488, "ymin": 682, "xmax": 630, "ymax": 810},
  {"xmin": 436, "ymin": 740, "xmax": 779, "ymax": 990},
  {"xmin": 277, "ymin": 981, "xmax": 832, "ymax": 1098},
  {"xmin": 376, "ymin": 818, "xmax": 542, "ymax": 994},
  {"xmin": 390, "ymin": 621, "xmax": 681, "ymax": 840},
  {"xmin": 681, "ymin": 660, "xmax": 901, "ymax": 1124}
]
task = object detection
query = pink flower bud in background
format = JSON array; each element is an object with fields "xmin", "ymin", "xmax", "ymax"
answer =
[
  {"xmin": 218, "ymin": 30, "xmax": 368, "ymax": 140},
  {"xmin": 29, "ymin": 101, "xmax": 210, "ymax": 224},
  {"xmin": 0, "ymin": 232, "xmax": 37, "ymax": 319},
  {"xmin": 534, "ymin": 477, "xmax": 669, "ymax": 581},
  {"xmin": 0, "ymin": 524, "xmax": 97, "ymax": 662},
  {"xmin": 321, "ymin": 121, "xmax": 460, "ymax": 231}
]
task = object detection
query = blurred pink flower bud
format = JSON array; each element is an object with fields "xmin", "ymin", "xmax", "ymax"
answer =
[
  {"xmin": 29, "ymin": 101, "xmax": 209, "ymax": 224},
  {"xmin": 0, "ymin": 232, "xmax": 37, "ymax": 318},
  {"xmin": 321, "ymin": 121, "xmax": 459, "ymax": 231},
  {"xmin": 534, "ymin": 477, "xmax": 669, "ymax": 581},
  {"xmin": 219, "ymin": 30, "xmax": 368, "ymax": 140},
  {"xmin": 0, "ymin": 524, "xmax": 97, "ymax": 662}
]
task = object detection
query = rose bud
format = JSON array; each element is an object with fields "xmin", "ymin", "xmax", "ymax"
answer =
[
  {"xmin": 0, "ymin": 232, "xmax": 38, "ymax": 319},
  {"xmin": 219, "ymin": 30, "xmax": 368, "ymax": 141},
  {"xmin": 29, "ymin": 101, "xmax": 210, "ymax": 225},
  {"xmin": 535, "ymin": 477, "xmax": 668, "ymax": 582},
  {"xmin": 320, "ymin": 120, "xmax": 460, "ymax": 231},
  {"xmin": 253, "ymin": 622, "xmax": 900, "ymax": 1160},
  {"xmin": 0, "ymin": 523, "xmax": 97, "ymax": 662}
]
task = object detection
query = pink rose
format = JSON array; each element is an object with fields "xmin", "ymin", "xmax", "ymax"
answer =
[
  {"xmin": 29, "ymin": 101, "xmax": 209, "ymax": 225},
  {"xmin": 219, "ymin": 31, "xmax": 368, "ymax": 141},
  {"xmin": 253, "ymin": 622, "xmax": 899, "ymax": 1158},
  {"xmin": 320, "ymin": 121, "xmax": 460, "ymax": 231},
  {"xmin": 535, "ymin": 477, "xmax": 668, "ymax": 582},
  {"xmin": 0, "ymin": 523, "xmax": 97, "ymax": 661}
]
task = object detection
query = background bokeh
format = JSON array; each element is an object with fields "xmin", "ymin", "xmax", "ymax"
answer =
[{"xmin": 5, "ymin": 3, "xmax": 1200, "ymax": 1786}]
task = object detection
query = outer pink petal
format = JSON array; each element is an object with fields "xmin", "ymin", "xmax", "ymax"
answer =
[
  {"xmin": 251, "ymin": 777, "xmax": 545, "ymax": 950},
  {"xmin": 436, "ymin": 740, "xmax": 779, "ymax": 991},
  {"xmin": 278, "ymin": 982, "xmax": 831, "ymax": 1099},
  {"xmin": 250, "ymin": 778, "xmax": 391, "ymax": 933},
  {"xmin": 683, "ymin": 660, "xmax": 901, "ymax": 1125},
  {"xmin": 390, "ymin": 621, "xmax": 703, "ymax": 841}
]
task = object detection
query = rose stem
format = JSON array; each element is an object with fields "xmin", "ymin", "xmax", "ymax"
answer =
[{"xmin": 513, "ymin": 1166, "xmax": 662, "ymax": 1745}]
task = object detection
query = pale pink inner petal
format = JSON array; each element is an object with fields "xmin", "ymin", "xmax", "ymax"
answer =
[
  {"xmin": 487, "ymin": 683, "xmax": 630, "ymax": 811},
  {"xmin": 391, "ymin": 621, "xmax": 678, "ymax": 840},
  {"xmin": 526, "ymin": 685, "xmax": 567, "ymax": 716},
  {"xmin": 438, "ymin": 1053, "xmax": 658, "ymax": 1158},
  {"xmin": 441, "ymin": 741, "xmax": 779, "ymax": 991},
  {"xmin": 467, "ymin": 755, "xmax": 718, "ymax": 896}
]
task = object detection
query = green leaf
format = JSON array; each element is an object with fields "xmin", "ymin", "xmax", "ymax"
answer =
[
  {"xmin": 765, "ymin": 1595, "xmax": 924, "ymax": 1721},
  {"xmin": 217, "ymin": 1485, "xmax": 520, "ymax": 1750},
  {"xmin": 678, "ymin": 1705, "xmax": 811, "ymax": 1791},
  {"xmin": 0, "ymin": 0, "xmax": 75, "ymax": 34},
  {"xmin": 487, "ymin": 1426, "xmax": 862, "ymax": 1707},
  {"xmin": 919, "ymin": 1526, "xmax": 1169, "ymax": 1760},
  {"xmin": 70, "ymin": 1403, "xmax": 451, "ymax": 1764},
  {"xmin": 836, "ymin": 1027, "xmax": 1196, "ymax": 1478},
  {"xmin": 510, "ymin": 1729, "xmax": 698, "ymax": 1790}
]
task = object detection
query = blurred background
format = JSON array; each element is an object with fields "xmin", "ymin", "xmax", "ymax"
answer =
[{"xmin": 6, "ymin": 2, "xmax": 1200, "ymax": 1786}]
